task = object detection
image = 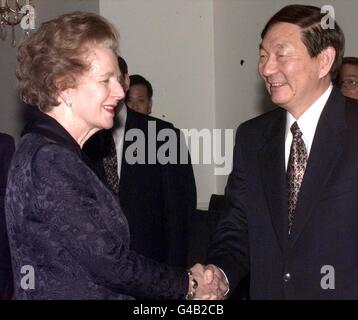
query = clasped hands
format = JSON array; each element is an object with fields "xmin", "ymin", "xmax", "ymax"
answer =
[{"xmin": 187, "ymin": 263, "xmax": 229, "ymax": 300}]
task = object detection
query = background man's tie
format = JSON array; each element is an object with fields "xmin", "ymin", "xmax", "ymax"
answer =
[{"xmin": 103, "ymin": 137, "xmax": 120, "ymax": 194}]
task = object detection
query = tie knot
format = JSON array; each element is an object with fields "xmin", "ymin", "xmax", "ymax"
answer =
[{"xmin": 290, "ymin": 122, "xmax": 302, "ymax": 138}]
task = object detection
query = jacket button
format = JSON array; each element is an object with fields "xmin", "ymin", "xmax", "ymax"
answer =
[{"xmin": 283, "ymin": 273, "xmax": 291, "ymax": 282}]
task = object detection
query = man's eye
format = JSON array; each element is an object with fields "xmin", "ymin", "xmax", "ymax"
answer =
[
  {"xmin": 341, "ymin": 79, "xmax": 358, "ymax": 86},
  {"xmin": 101, "ymin": 79, "xmax": 110, "ymax": 83}
]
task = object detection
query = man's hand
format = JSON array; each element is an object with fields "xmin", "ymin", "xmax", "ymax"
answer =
[{"xmin": 188, "ymin": 263, "xmax": 229, "ymax": 300}]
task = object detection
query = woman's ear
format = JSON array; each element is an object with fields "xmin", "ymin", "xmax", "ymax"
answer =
[{"xmin": 58, "ymin": 88, "xmax": 74, "ymax": 108}]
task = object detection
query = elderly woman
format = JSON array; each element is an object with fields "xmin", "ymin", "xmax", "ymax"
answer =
[{"xmin": 5, "ymin": 12, "xmax": 226, "ymax": 300}]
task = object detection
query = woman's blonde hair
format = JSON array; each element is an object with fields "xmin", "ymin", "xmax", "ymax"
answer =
[{"xmin": 17, "ymin": 11, "xmax": 119, "ymax": 111}]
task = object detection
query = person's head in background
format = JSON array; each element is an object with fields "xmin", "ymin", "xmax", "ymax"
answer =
[
  {"xmin": 338, "ymin": 57, "xmax": 358, "ymax": 99},
  {"xmin": 118, "ymin": 56, "xmax": 130, "ymax": 92},
  {"xmin": 116, "ymin": 56, "xmax": 130, "ymax": 113},
  {"xmin": 126, "ymin": 74, "xmax": 153, "ymax": 114}
]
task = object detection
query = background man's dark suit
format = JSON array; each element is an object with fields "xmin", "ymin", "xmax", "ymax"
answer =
[
  {"xmin": 207, "ymin": 88, "xmax": 358, "ymax": 299},
  {"xmin": 84, "ymin": 107, "xmax": 196, "ymax": 269},
  {"xmin": 0, "ymin": 133, "xmax": 15, "ymax": 299}
]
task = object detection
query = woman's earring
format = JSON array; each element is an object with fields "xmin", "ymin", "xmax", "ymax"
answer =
[{"xmin": 66, "ymin": 97, "xmax": 72, "ymax": 108}]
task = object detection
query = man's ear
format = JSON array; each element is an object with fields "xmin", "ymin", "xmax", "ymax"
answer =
[
  {"xmin": 319, "ymin": 46, "xmax": 336, "ymax": 79},
  {"xmin": 124, "ymin": 74, "xmax": 130, "ymax": 92},
  {"xmin": 148, "ymin": 98, "xmax": 153, "ymax": 114}
]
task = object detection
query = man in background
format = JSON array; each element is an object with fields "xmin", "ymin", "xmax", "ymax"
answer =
[
  {"xmin": 126, "ymin": 74, "xmax": 153, "ymax": 115},
  {"xmin": 337, "ymin": 56, "xmax": 358, "ymax": 99},
  {"xmin": 84, "ymin": 57, "xmax": 196, "ymax": 282}
]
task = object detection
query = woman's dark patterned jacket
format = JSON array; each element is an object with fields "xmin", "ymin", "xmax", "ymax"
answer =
[{"xmin": 5, "ymin": 111, "xmax": 188, "ymax": 300}]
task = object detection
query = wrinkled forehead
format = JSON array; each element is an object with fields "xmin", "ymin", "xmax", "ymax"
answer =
[
  {"xmin": 340, "ymin": 64, "xmax": 358, "ymax": 77},
  {"xmin": 74, "ymin": 45, "xmax": 119, "ymax": 85},
  {"xmin": 260, "ymin": 22, "xmax": 304, "ymax": 50},
  {"xmin": 129, "ymin": 84, "xmax": 150, "ymax": 97},
  {"xmin": 259, "ymin": 42, "xmax": 290, "ymax": 52}
]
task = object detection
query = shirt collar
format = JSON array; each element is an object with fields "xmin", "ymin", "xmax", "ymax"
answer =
[
  {"xmin": 118, "ymin": 102, "xmax": 127, "ymax": 126},
  {"xmin": 113, "ymin": 103, "xmax": 127, "ymax": 135},
  {"xmin": 286, "ymin": 84, "xmax": 333, "ymax": 147}
]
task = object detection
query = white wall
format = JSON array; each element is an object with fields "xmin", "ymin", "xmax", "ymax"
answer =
[{"xmin": 100, "ymin": 0, "xmax": 217, "ymax": 208}]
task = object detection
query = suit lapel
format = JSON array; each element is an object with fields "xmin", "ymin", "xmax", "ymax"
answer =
[
  {"xmin": 259, "ymin": 109, "xmax": 289, "ymax": 252},
  {"xmin": 289, "ymin": 88, "xmax": 347, "ymax": 247}
]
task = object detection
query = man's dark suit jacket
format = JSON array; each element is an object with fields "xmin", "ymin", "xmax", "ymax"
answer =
[
  {"xmin": 5, "ymin": 111, "xmax": 187, "ymax": 299},
  {"xmin": 84, "ymin": 107, "xmax": 197, "ymax": 269},
  {"xmin": 207, "ymin": 87, "xmax": 358, "ymax": 299},
  {"xmin": 0, "ymin": 133, "xmax": 15, "ymax": 300}
]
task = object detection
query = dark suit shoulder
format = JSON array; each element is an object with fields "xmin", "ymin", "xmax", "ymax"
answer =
[
  {"xmin": 235, "ymin": 107, "xmax": 285, "ymax": 146},
  {"xmin": 127, "ymin": 108, "xmax": 174, "ymax": 129},
  {"xmin": 240, "ymin": 107, "xmax": 283, "ymax": 131},
  {"xmin": 0, "ymin": 133, "xmax": 15, "ymax": 150},
  {"xmin": 344, "ymin": 97, "xmax": 358, "ymax": 125},
  {"xmin": 147, "ymin": 115, "xmax": 174, "ymax": 129}
]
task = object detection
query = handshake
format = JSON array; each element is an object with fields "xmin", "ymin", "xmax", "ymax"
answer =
[{"xmin": 186, "ymin": 263, "xmax": 229, "ymax": 300}]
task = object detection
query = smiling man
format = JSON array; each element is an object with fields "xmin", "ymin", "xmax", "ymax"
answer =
[
  {"xmin": 204, "ymin": 5, "xmax": 358, "ymax": 299},
  {"xmin": 126, "ymin": 74, "xmax": 153, "ymax": 115}
]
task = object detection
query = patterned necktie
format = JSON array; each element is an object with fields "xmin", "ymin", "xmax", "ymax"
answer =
[
  {"xmin": 287, "ymin": 122, "xmax": 307, "ymax": 235},
  {"xmin": 103, "ymin": 137, "xmax": 120, "ymax": 194}
]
